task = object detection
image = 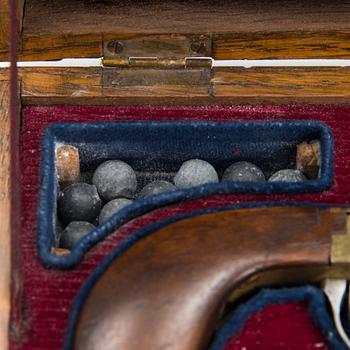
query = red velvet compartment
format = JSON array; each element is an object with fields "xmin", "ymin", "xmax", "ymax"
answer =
[
  {"xmin": 14, "ymin": 105, "xmax": 350, "ymax": 350},
  {"xmin": 224, "ymin": 302, "xmax": 328, "ymax": 350}
]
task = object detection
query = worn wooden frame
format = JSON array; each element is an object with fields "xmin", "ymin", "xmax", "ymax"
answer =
[
  {"xmin": 0, "ymin": 1, "xmax": 350, "ymax": 348},
  {"xmin": 1, "ymin": 0, "xmax": 350, "ymax": 61},
  {"xmin": 1, "ymin": 66, "xmax": 350, "ymax": 106},
  {"xmin": 2, "ymin": 31, "xmax": 350, "ymax": 62}
]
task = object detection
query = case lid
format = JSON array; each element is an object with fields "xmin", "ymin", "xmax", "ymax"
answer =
[{"xmin": 1, "ymin": 0, "xmax": 350, "ymax": 62}]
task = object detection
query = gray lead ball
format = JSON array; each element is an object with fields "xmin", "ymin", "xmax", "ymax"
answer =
[
  {"xmin": 138, "ymin": 181, "xmax": 177, "ymax": 198},
  {"xmin": 59, "ymin": 221, "xmax": 96, "ymax": 249},
  {"xmin": 58, "ymin": 183, "xmax": 102, "ymax": 224},
  {"xmin": 223, "ymin": 161, "xmax": 266, "ymax": 182},
  {"xmin": 174, "ymin": 159, "xmax": 219, "ymax": 189},
  {"xmin": 99, "ymin": 198, "xmax": 133, "ymax": 224},
  {"xmin": 92, "ymin": 160, "xmax": 137, "ymax": 201},
  {"xmin": 268, "ymin": 169, "xmax": 306, "ymax": 182}
]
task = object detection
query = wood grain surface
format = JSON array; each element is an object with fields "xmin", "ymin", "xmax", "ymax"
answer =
[
  {"xmin": 74, "ymin": 206, "xmax": 346, "ymax": 350},
  {"xmin": 15, "ymin": 33, "xmax": 103, "ymax": 61},
  {"xmin": 0, "ymin": 0, "xmax": 25, "ymax": 59},
  {"xmin": 1, "ymin": 1, "xmax": 350, "ymax": 60},
  {"xmin": 0, "ymin": 0, "xmax": 9, "ymax": 54},
  {"xmin": 1, "ymin": 66, "xmax": 349, "ymax": 105},
  {"xmin": 19, "ymin": 67, "xmax": 102, "ymax": 98},
  {"xmin": 0, "ymin": 80, "xmax": 11, "ymax": 350},
  {"xmin": 2, "ymin": 31, "xmax": 350, "ymax": 62},
  {"xmin": 23, "ymin": 0, "xmax": 350, "ymax": 36},
  {"xmin": 212, "ymin": 67, "xmax": 350, "ymax": 99},
  {"xmin": 213, "ymin": 31, "xmax": 350, "ymax": 60}
]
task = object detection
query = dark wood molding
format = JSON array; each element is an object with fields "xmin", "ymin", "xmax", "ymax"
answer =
[{"xmin": 23, "ymin": 0, "xmax": 350, "ymax": 36}]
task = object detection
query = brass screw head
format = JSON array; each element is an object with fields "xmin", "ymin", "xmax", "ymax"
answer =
[
  {"xmin": 191, "ymin": 41, "xmax": 207, "ymax": 55},
  {"xmin": 107, "ymin": 41, "xmax": 124, "ymax": 54}
]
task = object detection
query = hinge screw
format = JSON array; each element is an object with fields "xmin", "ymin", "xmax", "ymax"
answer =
[
  {"xmin": 191, "ymin": 41, "xmax": 207, "ymax": 55},
  {"xmin": 106, "ymin": 41, "xmax": 124, "ymax": 55}
]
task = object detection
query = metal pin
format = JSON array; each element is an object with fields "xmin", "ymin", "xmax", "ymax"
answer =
[{"xmin": 55, "ymin": 144, "xmax": 80, "ymax": 188}]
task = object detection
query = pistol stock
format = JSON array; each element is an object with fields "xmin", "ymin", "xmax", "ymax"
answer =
[{"xmin": 73, "ymin": 206, "xmax": 349, "ymax": 350}]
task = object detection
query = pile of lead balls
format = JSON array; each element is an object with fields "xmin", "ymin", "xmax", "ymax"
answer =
[{"xmin": 57, "ymin": 158, "xmax": 308, "ymax": 250}]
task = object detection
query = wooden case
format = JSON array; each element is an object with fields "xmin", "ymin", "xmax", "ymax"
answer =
[
  {"xmin": 1, "ymin": 1, "xmax": 350, "ymax": 349},
  {"xmin": 1, "ymin": 0, "xmax": 350, "ymax": 105}
]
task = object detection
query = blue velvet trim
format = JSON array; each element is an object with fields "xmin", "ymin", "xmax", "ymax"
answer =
[
  {"xmin": 63, "ymin": 202, "xmax": 345, "ymax": 350},
  {"xmin": 209, "ymin": 286, "xmax": 347, "ymax": 350},
  {"xmin": 37, "ymin": 121, "xmax": 334, "ymax": 268}
]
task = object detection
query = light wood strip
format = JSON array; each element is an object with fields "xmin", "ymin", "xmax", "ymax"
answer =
[
  {"xmin": 2, "ymin": 66, "xmax": 350, "ymax": 105},
  {"xmin": 0, "ymin": 0, "xmax": 25, "ymax": 60},
  {"xmin": 20, "ymin": 67, "xmax": 102, "ymax": 97},
  {"xmin": 17, "ymin": 33, "xmax": 103, "ymax": 61},
  {"xmin": 213, "ymin": 31, "xmax": 350, "ymax": 60},
  {"xmin": 2, "ymin": 31, "xmax": 350, "ymax": 61},
  {"xmin": 212, "ymin": 67, "xmax": 350, "ymax": 101},
  {"xmin": 0, "ymin": 0, "xmax": 10, "ymax": 54},
  {"xmin": 0, "ymin": 80, "xmax": 11, "ymax": 350},
  {"xmin": 14, "ymin": 67, "xmax": 210, "ymax": 103}
]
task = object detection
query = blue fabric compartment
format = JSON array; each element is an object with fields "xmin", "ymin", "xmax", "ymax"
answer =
[{"xmin": 38, "ymin": 121, "xmax": 334, "ymax": 268}]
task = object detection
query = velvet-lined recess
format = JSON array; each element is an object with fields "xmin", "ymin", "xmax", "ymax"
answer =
[
  {"xmin": 38, "ymin": 120, "xmax": 333, "ymax": 268},
  {"xmin": 14, "ymin": 104, "xmax": 350, "ymax": 350}
]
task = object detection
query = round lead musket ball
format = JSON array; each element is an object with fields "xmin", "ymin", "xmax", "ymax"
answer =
[
  {"xmin": 59, "ymin": 221, "xmax": 96, "ymax": 249},
  {"xmin": 174, "ymin": 159, "xmax": 219, "ymax": 189},
  {"xmin": 138, "ymin": 180, "xmax": 177, "ymax": 198},
  {"xmin": 268, "ymin": 169, "xmax": 307, "ymax": 182},
  {"xmin": 92, "ymin": 160, "xmax": 137, "ymax": 201},
  {"xmin": 223, "ymin": 161, "xmax": 266, "ymax": 182},
  {"xmin": 58, "ymin": 183, "xmax": 102, "ymax": 224},
  {"xmin": 99, "ymin": 198, "xmax": 133, "ymax": 224}
]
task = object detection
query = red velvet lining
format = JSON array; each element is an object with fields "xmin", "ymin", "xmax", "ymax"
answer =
[
  {"xmin": 14, "ymin": 105, "xmax": 350, "ymax": 349},
  {"xmin": 224, "ymin": 302, "xmax": 328, "ymax": 350}
]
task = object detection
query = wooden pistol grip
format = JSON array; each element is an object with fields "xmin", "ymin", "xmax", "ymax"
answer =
[{"xmin": 74, "ymin": 207, "xmax": 347, "ymax": 350}]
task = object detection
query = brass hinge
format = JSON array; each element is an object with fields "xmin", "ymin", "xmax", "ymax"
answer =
[
  {"xmin": 103, "ymin": 35, "xmax": 212, "ymax": 69},
  {"xmin": 102, "ymin": 57, "xmax": 212, "ymax": 69}
]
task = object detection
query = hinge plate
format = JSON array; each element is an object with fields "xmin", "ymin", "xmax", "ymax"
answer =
[
  {"xmin": 102, "ymin": 66, "xmax": 211, "ymax": 88},
  {"xmin": 103, "ymin": 34, "xmax": 212, "ymax": 68}
]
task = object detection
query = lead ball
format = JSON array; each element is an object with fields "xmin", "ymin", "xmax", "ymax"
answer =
[
  {"xmin": 268, "ymin": 169, "xmax": 306, "ymax": 182},
  {"xmin": 99, "ymin": 198, "xmax": 133, "ymax": 224},
  {"xmin": 92, "ymin": 160, "xmax": 137, "ymax": 201},
  {"xmin": 58, "ymin": 183, "xmax": 102, "ymax": 224},
  {"xmin": 138, "ymin": 180, "xmax": 177, "ymax": 198},
  {"xmin": 223, "ymin": 161, "xmax": 266, "ymax": 182},
  {"xmin": 174, "ymin": 159, "xmax": 219, "ymax": 189},
  {"xmin": 59, "ymin": 221, "xmax": 96, "ymax": 249}
]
